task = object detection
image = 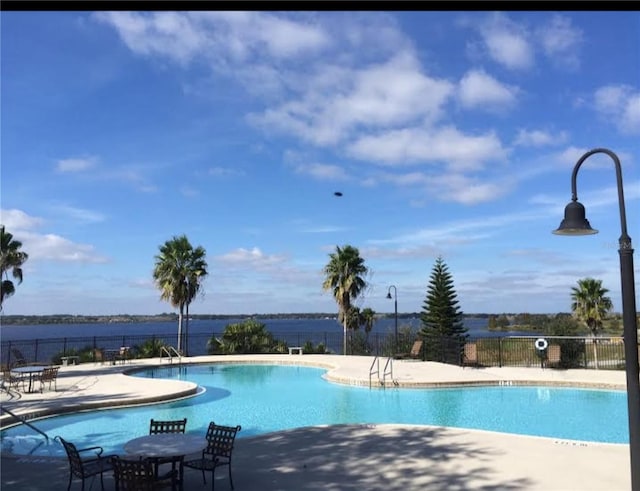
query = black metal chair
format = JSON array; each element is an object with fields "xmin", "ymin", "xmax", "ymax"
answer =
[
  {"xmin": 148, "ymin": 418, "xmax": 187, "ymax": 480},
  {"xmin": 57, "ymin": 436, "xmax": 115, "ymax": 491},
  {"xmin": 10, "ymin": 348, "xmax": 28, "ymax": 368},
  {"xmin": 184, "ymin": 422, "xmax": 242, "ymax": 490},
  {"xmin": 38, "ymin": 366, "xmax": 60, "ymax": 392},
  {"xmin": 111, "ymin": 455, "xmax": 162, "ymax": 491}
]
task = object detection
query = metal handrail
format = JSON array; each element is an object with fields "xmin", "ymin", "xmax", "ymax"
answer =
[
  {"xmin": 1, "ymin": 407, "xmax": 51, "ymax": 452},
  {"xmin": 369, "ymin": 356, "xmax": 380, "ymax": 388},
  {"xmin": 160, "ymin": 346, "xmax": 182, "ymax": 364},
  {"xmin": 382, "ymin": 357, "xmax": 395, "ymax": 386}
]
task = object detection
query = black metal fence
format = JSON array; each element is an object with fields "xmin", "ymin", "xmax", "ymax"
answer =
[{"xmin": 0, "ymin": 330, "xmax": 631, "ymax": 371}]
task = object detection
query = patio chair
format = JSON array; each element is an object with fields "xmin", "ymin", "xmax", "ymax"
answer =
[
  {"xmin": 148, "ymin": 418, "xmax": 187, "ymax": 478},
  {"xmin": 57, "ymin": 436, "xmax": 115, "ymax": 491},
  {"xmin": 38, "ymin": 366, "xmax": 60, "ymax": 392},
  {"xmin": 545, "ymin": 344, "xmax": 561, "ymax": 368},
  {"xmin": 394, "ymin": 340, "xmax": 423, "ymax": 360},
  {"xmin": 111, "ymin": 455, "xmax": 165, "ymax": 491},
  {"xmin": 1, "ymin": 367, "xmax": 24, "ymax": 392},
  {"xmin": 184, "ymin": 422, "xmax": 242, "ymax": 490},
  {"xmin": 10, "ymin": 348, "xmax": 28, "ymax": 368},
  {"xmin": 461, "ymin": 342, "xmax": 479, "ymax": 368}
]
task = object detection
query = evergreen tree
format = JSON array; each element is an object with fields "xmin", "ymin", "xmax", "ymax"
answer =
[{"xmin": 420, "ymin": 256, "xmax": 467, "ymax": 362}]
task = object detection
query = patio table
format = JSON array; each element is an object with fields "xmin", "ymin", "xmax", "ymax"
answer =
[
  {"xmin": 124, "ymin": 433, "xmax": 207, "ymax": 491},
  {"xmin": 10, "ymin": 365, "xmax": 47, "ymax": 393}
]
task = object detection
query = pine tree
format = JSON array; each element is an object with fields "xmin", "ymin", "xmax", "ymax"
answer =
[{"xmin": 420, "ymin": 256, "xmax": 468, "ymax": 362}]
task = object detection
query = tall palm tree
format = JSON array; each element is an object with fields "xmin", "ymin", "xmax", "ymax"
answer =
[
  {"xmin": 571, "ymin": 277, "xmax": 613, "ymax": 369},
  {"xmin": 0, "ymin": 226, "xmax": 29, "ymax": 311},
  {"xmin": 153, "ymin": 235, "xmax": 208, "ymax": 354},
  {"xmin": 322, "ymin": 245, "xmax": 368, "ymax": 355}
]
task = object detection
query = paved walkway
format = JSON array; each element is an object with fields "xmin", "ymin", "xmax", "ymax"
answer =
[{"xmin": 0, "ymin": 354, "xmax": 632, "ymax": 490}]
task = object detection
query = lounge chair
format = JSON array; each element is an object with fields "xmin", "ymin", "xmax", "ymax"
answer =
[
  {"xmin": 184, "ymin": 422, "xmax": 242, "ymax": 490},
  {"xmin": 57, "ymin": 436, "xmax": 115, "ymax": 491},
  {"xmin": 394, "ymin": 340, "xmax": 423, "ymax": 360},
  {"xmin": 461, "ymin": 342, "xmax": 479, "ymax": 368}
]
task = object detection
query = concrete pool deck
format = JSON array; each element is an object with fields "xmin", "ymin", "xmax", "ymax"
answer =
[{"xmin": 0, "ymin": 354, "xmax": 632, "ymax": 490}]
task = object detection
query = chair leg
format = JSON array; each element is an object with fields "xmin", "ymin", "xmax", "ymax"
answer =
[{"xmin": 229, "ymin": 465, "xmax": 234, "ymax": 490}]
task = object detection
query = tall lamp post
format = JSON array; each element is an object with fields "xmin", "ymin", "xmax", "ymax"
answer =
[
  {"xmin": 553, "ymin": 148, "xmax": 639, "ymax": 490},
  {"xmin": 386, "ymin": 285, "xmax": 398, "ymax": 353}
]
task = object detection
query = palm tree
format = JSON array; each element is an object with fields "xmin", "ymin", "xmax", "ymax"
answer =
[
  {"xmin": 153, "ymin": 235, "xmax": 208, "ymax": 354},
  {"xmin": 571, "ymin": 277, "xmax": 613, "ymax": 369},
  {"xmin": 1, "ymin": 226, "xmax": 29, "ymax": 311},
  {"xmin": 322, "ymin": 245, "xmax": 368, "ymax": 355}
]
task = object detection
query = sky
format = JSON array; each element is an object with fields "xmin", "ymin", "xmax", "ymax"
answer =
[{"xmin": 1, "ymin": 10, "xmax": 639, "ymax": 317}]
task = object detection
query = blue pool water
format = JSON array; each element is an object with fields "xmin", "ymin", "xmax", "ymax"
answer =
[{"xmin": 0, "ymin": 364, "xmax": 628, "ymax": 456}]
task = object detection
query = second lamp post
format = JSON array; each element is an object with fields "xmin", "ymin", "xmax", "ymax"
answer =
[{"xmin": 386, "ymin": 285, "xmax": 398, "ymax": 353}]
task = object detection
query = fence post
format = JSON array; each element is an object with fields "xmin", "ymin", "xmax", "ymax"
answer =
[
  {"xmin": 499, "ymin": 337, "xmax": 503, "ymax": 368},
  {"xmin": 34, "ymin": 339, "xmax": 39, "ymax": 363},
  {"xmin": 63, "ymin": 338, "xmax": 67, "ymax": 356}
]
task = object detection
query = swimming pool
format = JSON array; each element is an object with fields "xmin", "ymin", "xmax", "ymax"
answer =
[{"xmin": 0, "ymin": 363, "xmax": 628, "ymax": 456}]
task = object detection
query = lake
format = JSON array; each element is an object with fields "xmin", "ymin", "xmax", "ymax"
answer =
[{"xmin": 0, "ymin": 316, "xmax": 534, "ymax": 342}]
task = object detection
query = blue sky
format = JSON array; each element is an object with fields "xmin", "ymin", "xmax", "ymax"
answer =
[{"xmin": 1, "ymin": 11, "xmax": 639, "ymax": 316}]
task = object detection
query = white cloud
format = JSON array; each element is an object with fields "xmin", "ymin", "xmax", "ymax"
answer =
[
  {"xmin": 347, "ymin": 125, "xmax": 507, "ymax": 171},
  {"xmin": 294, "ymin": 163, "xmax": 350, "ymax": 181},
  {"xmin": 594, "ymin": 84, "xmax": 640, "ymax": 135},
  {"xmin": 1, "ymin": 209, "xmax": 45, "ymax": 231},
  {"xmin": 55, "ymin": 156, "xmax": 97, "ymax": 173},
  {"xmin": 536, "ymin": 15, "xmax": 583, "ymax": 69},
  {"xmin": 51, "ymin": 205, "xmax": 107, "ymax": 224},
  {"xmin": 458, "ymin": 69, "xmax": 519, "ymax": 110},
  {"xmin": 19, "ymin": 232, "xmax": 109, "ymax": 264},
  {"xmin": 429, "ymin": 173, "xmax": 513, "ymax": 205},
  {"xmin": 0, "ymin": 209, "xmax": 108, "ymax": 264},
  {"xmin": 94, "ymin": 11, "xmax": 330, "ymax": 67},
  {"xmin": 93, "ymin": 12, "xmax": 206, "ymax": 65},
  {"xmin": 249, "ymin": 52, "xmax": 454, "ymax": 146},
  {"xmin": 514, "ymin": 128, "xmax": 568, "ymax": 147},
  {"xmin": 216, "ymin": 247, "xmax": 287, "ymax": 269},
  {"xmin": 476, "ymin": 13, "xmax": 534, "ymax": 70}
]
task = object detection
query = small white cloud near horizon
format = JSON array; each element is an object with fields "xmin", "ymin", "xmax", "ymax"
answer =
[{"xmin": 55, "ymin": 156, "xmax": 98, "ymax": 173}]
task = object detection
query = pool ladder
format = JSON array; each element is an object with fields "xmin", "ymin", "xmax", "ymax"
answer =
[
  {"xmin": 160, "ymin": 346, "xmax": 182, "ymax": 364},
  {"xmin": 369, "ymin": 356, "xmax": 397, "ymax": 388}
]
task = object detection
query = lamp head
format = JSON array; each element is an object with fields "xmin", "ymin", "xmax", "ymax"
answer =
[
  {"xmin": 553, "ymin": 200, "xmax": 598, "ymax": 235},
  {"xmin": 386, "ymin": 292, "xmax": 392, "ymax": 299}
]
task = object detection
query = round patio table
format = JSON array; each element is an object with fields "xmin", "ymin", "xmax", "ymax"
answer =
[
  {"xmin": 124, "ymin": 433, "xmax": 207, "ymax": 491},
  {"xmin": 10, "ymin": 365, "xmax": 47, "ymax": 393}
]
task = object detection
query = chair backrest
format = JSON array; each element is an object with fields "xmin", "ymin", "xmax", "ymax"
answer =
[
  {"xmin": 464, "ymin": 343, "xmax": 478, "ymax": 362},
  {"xmin": 93, "ymin": 348, "xmax": 104, "ymax": 362},
  {"xmin": 10, "ymin": 348, "xmax": 27, "ymax": 367},
  {"xmin": 204, "ymin": 422, "xmax": 242, "ymax": 460},
  {"xmin": 41, "ymin": 366, "xmax": 59, "ymax": 382},
  {"xmin": 149, "ymin": 418, "xmax": 187, "ymax": 434},
  {"xmin": 548, "ymin": 345, "xmax": 561, "ymax": 364},
  {"xmin": 58, "ymin": 437, "xmax": 86, "ymax": 478},
  {"xmin": 410, "ymin": 340, "xmax": 423, "ymax": 357},
  {"xmin": 112, "ymin": 456, "xmax": 156, "ymax": 491}
]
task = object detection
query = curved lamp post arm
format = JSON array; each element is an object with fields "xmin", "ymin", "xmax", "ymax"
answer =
[{"xmin": 561, "ymin": 147, "xmax": 639, "ymax": 490}]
